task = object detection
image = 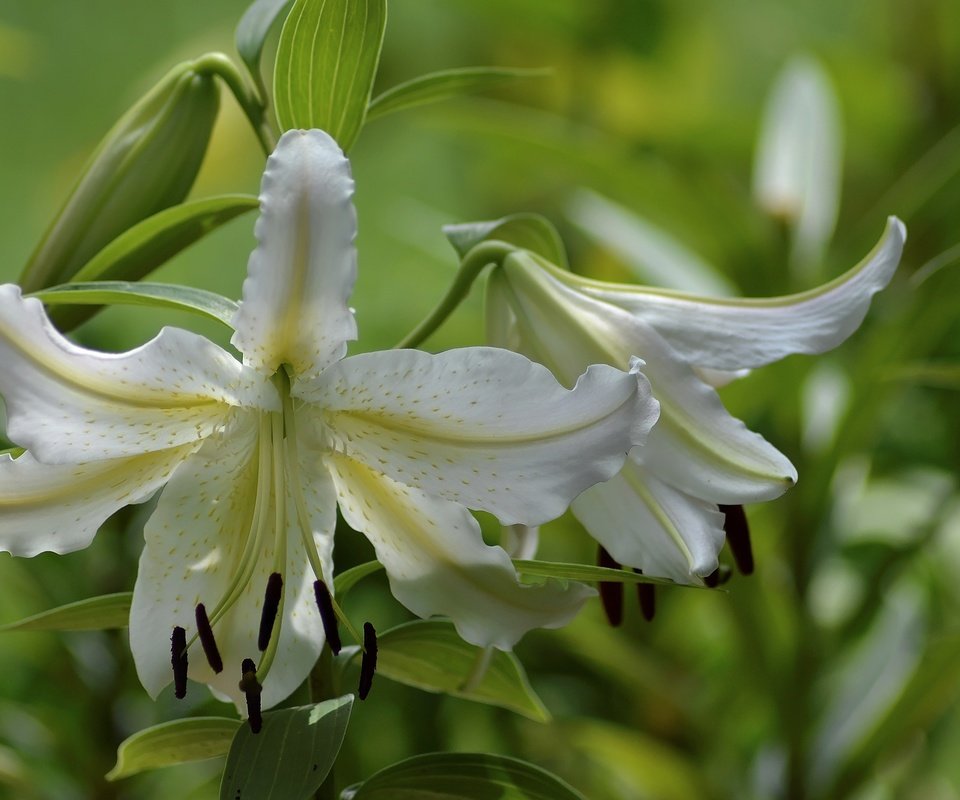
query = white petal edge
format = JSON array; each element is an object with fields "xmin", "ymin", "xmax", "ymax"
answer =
[
  {"xmin": 0, "ymin": 444, "xmax": 198, "ymax": 557},
  {"xmin": 0, "ymin": 284, "xmax": 275, "ymax": 463},
  {"xmin": 231, "ymin": 129, "xmax": 358, "ymax": 382},
  {"xmin": 571, "ymin": 455, "xmax": 725, "ymax": 584},
  {"xmin": 326, "ymin": 452, "xmax": 595, "ymax": 650},
  {"xmin": 554, "ymin": 217, "xmax": 905, "ymax": 371},
  {"xmin": 499, "ymin": 254, "xmax": 797, "ymax": 503},
  {"xmin": 301, "ymin": 347, "xmax": 658, "ymax": 527},
  {"xmin": 130, "ymin": 411, "xmax": 334, "ymax": 710}
]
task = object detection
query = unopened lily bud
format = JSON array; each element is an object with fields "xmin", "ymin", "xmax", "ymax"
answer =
[{"xmin": 19, "ymin": 56, "xmax": 221, "ymax": 293}]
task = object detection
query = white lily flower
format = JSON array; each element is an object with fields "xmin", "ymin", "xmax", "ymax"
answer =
[
  {"xmin": 0, "ymin": 130, "xmax": 659, "ymax": 710},
  {"xmin": 485, "ymin": 217, "xmax": 906, "ymax": 583}
]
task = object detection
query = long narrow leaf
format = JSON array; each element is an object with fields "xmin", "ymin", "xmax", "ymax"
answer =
[
  {"xmin": 237, "ymin": 0, "xmax": 293, "ymax": 93},
  {"xmin": 32, "ymin": 282, "xmax": 239, "ymax": 327},
  {"xmin": 367, "ymin": 67, "xmax": 549, "ymax": 123},
  {"xmin": 0, "ymin": 593, "xmax": 132, "ymax": 633},
  {"xmin": 515, "ymin": 559, "xmax": 691, "ymax": 588}
]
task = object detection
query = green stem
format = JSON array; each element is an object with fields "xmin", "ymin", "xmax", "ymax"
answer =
[
  {"xmin": 310, "ymin": 647, "xmax": 337, "ymax": 800},
  {"xmin": 193, "ymin": 52, "xmax": 277, "ymax": 156},
  {"xmin": 393, "ymin": 241, "xmax": 515, "ymax": 349}
]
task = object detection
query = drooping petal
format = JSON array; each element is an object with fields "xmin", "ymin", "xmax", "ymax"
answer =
[
  {"xmin": 553, "ymin": 218, "xmax": 904, "ymax": 371},
  {"xmin": 300, "ymin": 347, "xmax": 658, "ymax": 527},
  {"xmin": 571, "ymin": 456, "xmax": 725, "ymax": 584},
  {"xmin": 326, "ymin": 452, "xmax": 595, "ymax": 650},
  {"xmin": 231, "ymin": 129, "xmax": 357, "ymax": 382},
  {"xmin": 0, "ymin": 444, "xmax": 198, "ymax": 557},
  {"xmin": 0, "ymin": 285, "xmax": 275, "ymax": 464},
  {"xmin": 130, "ymin": 411, "xmax": 335, "ymax": 710},
  {"xmin": 499, "ymin": 254, "xmax": 797, "ymax": 503},
  {"xmin": 631, "ymin": 329, "xmax": 797, "ymax": 504}
]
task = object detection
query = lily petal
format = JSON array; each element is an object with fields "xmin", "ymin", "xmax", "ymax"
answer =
[
  {"xmin": 553, "ymin": 217, "xmax": 905, "ymax": 371},
  {"xmin": 571, "ymin": 456, "xmax": 725, "ymax": 583},
  {"xmin": 500, "ymin": 254, "xmax": 797, "ymax": 502},
  {"xmin": 0, "ymin": 285, "xmax": 273, "ymax": 463},
  {"xmin": 301, "ymin": 347, "xmax": 658, "ymax": 527},
  {"xmin": 326, "ymin": 452, "xmax": 595, "ymax": 650},
  {"xmin": 130, "ymin": 412, "xmax": 333, "ymax": 710},
  {"xmin": 231, "ymin": 129, "xmax": 357, "ymax": 382},
  {"xmin": 0, "ymin": 444, "xmax": 198, "ymax": 557}
]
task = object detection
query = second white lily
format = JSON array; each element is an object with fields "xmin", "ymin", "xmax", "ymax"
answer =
[{"xmin": 486, "ymin": 218, "xmax": 906, "ymax": 583}]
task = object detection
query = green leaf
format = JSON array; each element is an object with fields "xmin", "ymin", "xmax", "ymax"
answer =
[
  {"xmin": 106, "ymin": 717, "xmax": 240, "ymax": 781},
  {"xmin": 565, "ymin": 719, "xmax": 709, "ymax": 800},
  {"xmin": 273, "ymin": 0, "xmax": 387, "ymax": 150},
  {"xmin": 237, "ymin": 0, "xmax": 293, "ymax": 93},
  {"xmin": 346, "ymin": 752, "xmax": 587, "ymax": 799},
  {"xmin": 72, "ymin": 195, "xmax": 257, "ymax": 284},
  {"xmin": 31, "ymin": 282, "xmax": 239, "ymax": 328},
  {"xmin": 352, "ymin": 620, "xmax": 550, "ymax": 722},
  {"xmin": 444, "ymin": 214, "xmax": 568, "ymax": 268},
  {"xmin": 333, "ymin": 560, "xmax": 384, "ymax": 597},
  {"xmin": 46, "ymin": 194, "xmax": 257, "ymax": 330},
  {"xmin": 366, "ymin": 67, "xmax": 549, "ymax": 123},
  {"xmin": 883, "ymin": 362, "xmax": 960, "ymax": 390},
  {"xmin": 0, "ymin": 592, "xmax": 132, "ymax": 633},
  {"xmin": 514, "ymin": 559, "xmax": 688, "ymax": 588},
  {"xmin": 220, "ymin": 696, "xmax": 353, "ymax": 800},
  {"xmin": 824, "ymin": 632, "xmax": 960, "ymax": 800}
]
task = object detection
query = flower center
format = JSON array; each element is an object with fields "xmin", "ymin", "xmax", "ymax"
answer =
[{"xmin": 171, "ymin": 366, "xmax": 372, "ymax": 718}]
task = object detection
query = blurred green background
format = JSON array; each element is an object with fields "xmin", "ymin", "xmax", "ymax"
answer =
[{"xmin": 1, "ymin": 1, "xmax": 959, "ymax": 798}]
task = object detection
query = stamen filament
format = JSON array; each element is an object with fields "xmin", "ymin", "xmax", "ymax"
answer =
[
  {"xmin": 184, "ymin": 414, "xmax": 274, "ymax": 659},
  {"xmin": 282, "ymin": 389, "xmax": 364, "ymax": 647},
  {"xmin": 254, "ymin": 411, "xmax": 289, "ymax": 680}
]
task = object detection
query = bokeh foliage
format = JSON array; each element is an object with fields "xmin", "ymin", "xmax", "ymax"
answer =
[{"xmin": 0, "ymin": 0, "xmax": 958, "ymax": 798}]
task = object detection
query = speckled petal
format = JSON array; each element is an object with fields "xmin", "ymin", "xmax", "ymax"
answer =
[
  {"xmin": 0, "ymin": 444, "xmax": 199, "ymax": 557},
  {"xmin": 231, "ymin": 130, "xmax": 357, "ymax": 382},
  {"xmin": 571, "ymin": 456, "xmax": 725, "ymax": 583},
  {"xmin": 299, "ymin": 347, "xmax": 657, "ymax": 527},
  {"xmin": 130, "ymin": 411, "xmax": 335, "ymax": 710},
  {"xmin": 327, "ymin": 452, "xmax": 595, "ymax": 650},
  {"xmin": 0, "ymin": 285, "xmax": 276, "ymax": 464}
]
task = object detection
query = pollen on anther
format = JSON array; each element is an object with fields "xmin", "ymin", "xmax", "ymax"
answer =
[
  {"xmin": 195, "ymin": 603, "xmax": 224, "ymax": 673},
  {"xmin": 719, "ymin": 504, "xmax": 754, "ymax": 575},
  {"xmin": 257, "ymin": 573, "xmax": 284, "ymax": 652},
  {"xmin": 171, "ymin": 626, "xmax": 188, "ymax": 699},
  {"xmin": 358, "ymin": 622, "xmax": 378, "ymax": 700},
  {"xmin": 239, "ymin": 658, "xmax": 263, "ymax": 734},
  {"xmin": 313, "ymin": 580, "xmax": 342, "ymax": 655},
  {"xmin": 634, "ymin": 569, "xmax": 656, "ymax": 622},
  {"xmin": 597, "ymin": 546, "xmax": 624, "ymax": 627}
]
